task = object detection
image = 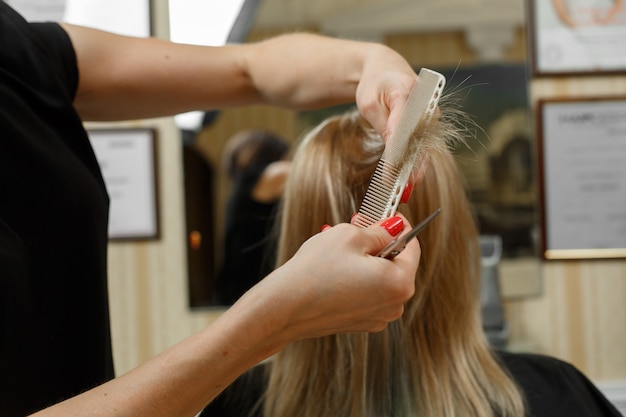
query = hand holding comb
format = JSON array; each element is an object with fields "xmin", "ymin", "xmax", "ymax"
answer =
[{"xmin": 353, "ymin": 68, "xmax": 445, "ymax": 228}]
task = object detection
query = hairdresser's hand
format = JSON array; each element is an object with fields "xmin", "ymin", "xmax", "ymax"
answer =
[
  {"xmin": 237, "ymin": 214, "xmax": 419, "ymax": 348},
  {"xmin": 355, "ymin": 48, "xmax": 418, "ymax": 142},
  {"xmin": 31, "ymin": 215, "xmax": 416, "ymax": 417}
]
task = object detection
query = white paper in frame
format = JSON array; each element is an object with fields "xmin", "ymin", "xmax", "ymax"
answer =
[
  {"xmin": 537, "ymin": 97, "xmax": 626, "ymax": 259},
  {"xmin": 87, "ymin": 128, "xmax": 160, "ymax": 240}
]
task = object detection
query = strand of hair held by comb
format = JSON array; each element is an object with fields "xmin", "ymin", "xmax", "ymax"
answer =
[{"xmin": 354, "ymin": 68, "xmax": 446, "ymax": 228}]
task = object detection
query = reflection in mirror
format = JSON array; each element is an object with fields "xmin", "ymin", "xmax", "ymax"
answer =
[
  {"xmin": 169, "ymin": 0, "xmax": 262, "ymax": 308},
  {"xmin": 184, "ymin": 2, "xmax": 539, "ymax": 309},
  {"xmin": 215, "ymin": 130, "xmax": 290, "ymax": 305},
  {"xmin": 437, "ymin": 64, "xmax": 536, "ymax": 258},
  {"xmin": 435, "ymin": 63, "xmax": 540, "ymax": 304}
]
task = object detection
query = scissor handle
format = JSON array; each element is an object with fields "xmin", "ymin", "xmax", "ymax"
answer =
[{"xmin": 377, "ymin": 208, "xmax": 442, "ymax": 259}]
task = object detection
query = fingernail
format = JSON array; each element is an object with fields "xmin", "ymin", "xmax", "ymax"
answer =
[
  {"xmin": 321, "ymin": 224, "xmax": 331, "ymax": 232},
  {"xmin": 351, "ymin": 212, "xmax": 358, "ymax": 219},
  {"xmin": 400, "ymin": 182, "xmax": 413, "ymax": 204},
  {"xmin": 380, "ymin": 216, "xmax": 404, "ymax": 237}
]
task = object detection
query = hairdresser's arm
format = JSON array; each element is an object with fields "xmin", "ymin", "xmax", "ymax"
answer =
[
  {"xmin": 61, "ymin": 25, "xmax": 416, "ymax": 139},
  {"xmin": 30, "ymin": 220, "xmax": 419, "ymax": 417}
]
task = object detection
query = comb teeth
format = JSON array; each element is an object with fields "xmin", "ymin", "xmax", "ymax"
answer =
[
  {"xmin": 353, "ymin": 161, "xmax": 402, "ymax": 227},
  {"xmin": 355, "ymin": 68, "xmax": 446, "ymax": 228}
]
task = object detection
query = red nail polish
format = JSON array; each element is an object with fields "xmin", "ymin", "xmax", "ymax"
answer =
[
  {"xmin": 400, "ymin": 182, "xmax": 413, "ymax": 204},
  {"xmin": 321, "ymin": 224, "xmax": 331, "ymax": 232},
  {"xmin": 381, "ymin": 216, "xmax": 404, "ymax": 237}
]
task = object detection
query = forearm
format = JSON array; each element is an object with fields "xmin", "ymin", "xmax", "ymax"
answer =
[
  {"xmin": 30, "ymin": 289, "xmax": 289, "ymax": 417},
  {"xmin": 241, "ymin": 32, "xmax": 372, "ymax": 109},
  {"xmin": 62, "ymin": 25, "xmax": 412, "ymax": 123},
  {"xmin": 62, "ymin": 24, "xmax": 257, "ymax": 121}
]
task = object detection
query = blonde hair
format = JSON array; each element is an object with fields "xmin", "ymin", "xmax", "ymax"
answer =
[{"xmin": 264, "ymin": 109, "xmax": 525, "ymax": 417}]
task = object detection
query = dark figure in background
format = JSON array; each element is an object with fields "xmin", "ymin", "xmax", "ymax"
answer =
[{"xmin": 217, "ymin": 130, "xmax": 290, "ymax": 305}]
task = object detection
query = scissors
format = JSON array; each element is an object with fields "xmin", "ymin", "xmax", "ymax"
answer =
[{"xmin": 377, "ymin": 208, "xmax": 442, "ymax": 260}]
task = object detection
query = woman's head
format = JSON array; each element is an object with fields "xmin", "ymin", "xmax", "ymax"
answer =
[
  {"xmin": 222, "ymin": 129, "xmax": 289, "ymax": 179},
  {"xmin": 276, "ymin": 109, "xmax": 481, "ymax": 329},
  {"xmin": 268, "ymin": 108, "xmax": 524, "ymax": 417}
]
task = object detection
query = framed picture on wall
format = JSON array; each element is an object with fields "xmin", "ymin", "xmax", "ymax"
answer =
[
  {"xmin": 87, "ymin": 128, "xmax": 160, "ymax": 240},
  {"xmin": 527, "ymin": 0, "xmax": 626, "ymax": 76},
  {"xmin": 536, "ymin": 97, "xmax": 626, "ymax": 260}
]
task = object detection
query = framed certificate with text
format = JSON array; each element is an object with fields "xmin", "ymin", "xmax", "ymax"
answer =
[
  {"xmin": 87, "ymin": 128, "xmax": 160, "ymax": 240},
  {"xmin": 537, "ymin": 97, "xmax": 626, "ymax": 259},
  {"xmin": 528, "ymin": 0, "xmax": 626, "ymax": 76}
]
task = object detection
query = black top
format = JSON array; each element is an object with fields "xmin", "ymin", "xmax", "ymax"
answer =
[
  {"xmin": 500, "ymin": 352, "xmax": 622, "ymax": 416},
  {"xmin": 0, "ymin": 3, "xmax": 113, "ymax": 416},
  {"xmin": 201, "ymin": 352, "xmax": 623, "ymax": 417},
  {"xmin": 216, "ymin": 167, "xmax": 279, "ymax": 305}
]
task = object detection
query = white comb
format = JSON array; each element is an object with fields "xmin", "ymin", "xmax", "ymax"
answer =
[{"xmin": 354, "ymin": 68, "xmax": 445, "ymax": 228}]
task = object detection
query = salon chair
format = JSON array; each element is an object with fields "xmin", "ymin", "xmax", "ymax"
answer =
[{"xmin": 479, "ymin": 235, "xmax": 509, "ymax": 348}]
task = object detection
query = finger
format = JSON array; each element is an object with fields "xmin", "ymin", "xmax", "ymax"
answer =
[
  {"xmin": 318, "ymin": 303, "xmax": 405, "ymax": 335},
  {"xmin": 356, "ymin": 214, "xmax": 410, "ymax": 255},
  {"xmin": 357, "ymin": 98, "xmax": 389, "ymax": 142},
  {"xmin": 382, "ymin": 81, "xmax": 417, "ymax": 142}
]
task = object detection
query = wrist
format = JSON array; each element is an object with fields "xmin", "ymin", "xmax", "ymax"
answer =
[{"xmin": 213, "ymin": 268, "xmax": 298, "ymax": 361}]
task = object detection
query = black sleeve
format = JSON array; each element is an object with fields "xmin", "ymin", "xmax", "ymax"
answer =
[
  {"xmin": 28, "ymin": 22, "xmax": 79, "ymax": 100},
  {"xmin": 200, "ymin": 365, "xmax": 266, "ymax": 417},
  {"xmin": 1, "ymin": 4, "xmax": 78, "ymax": 101},
  {"xmin": 498, "ymin": 352, "xmax": 623, "ymax": 417}
]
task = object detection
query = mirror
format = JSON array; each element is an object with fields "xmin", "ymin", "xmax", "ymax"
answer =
[
  {"xmin": 437, "ymin": 64, "xmax": 537, "ymax": 259},
  {"xmin": 169, "ymin": 0, "xmax": 264, "ymax": 307},
  {"xmin": 182, "ymin": 0, "xmax": 539, "ymax": 309}
]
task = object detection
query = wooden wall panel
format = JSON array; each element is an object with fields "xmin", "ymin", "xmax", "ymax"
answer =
[{"xmin": 505, "ymin": 261, "xmax": 626, "ymax": 381}]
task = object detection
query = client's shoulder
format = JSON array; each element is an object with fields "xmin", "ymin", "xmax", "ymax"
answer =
[{"xmin": 495, "ymin": 351, "xmax": 622, "ymax": 416}]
